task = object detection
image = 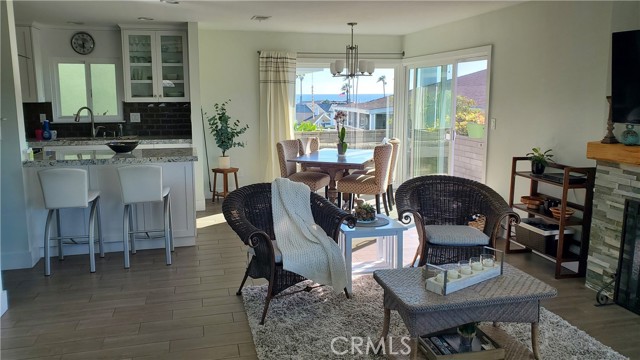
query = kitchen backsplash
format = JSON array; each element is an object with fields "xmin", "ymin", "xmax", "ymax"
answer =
[{"xmin": 23, "ymin": 102, "xmax": 192, "ymax": 139}]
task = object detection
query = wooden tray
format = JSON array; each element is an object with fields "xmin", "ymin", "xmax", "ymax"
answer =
[{"xmin": 418, "ymin": 327, "xmax": 505, "ymax": 360}]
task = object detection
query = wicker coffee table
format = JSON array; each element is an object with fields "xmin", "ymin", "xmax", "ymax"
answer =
[{"xmin": 373, "ymin": 264, "xmax": 557, "ymax": 360}]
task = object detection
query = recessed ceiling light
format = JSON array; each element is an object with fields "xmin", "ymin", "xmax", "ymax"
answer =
[
  {"xmin": 137, "ymin": 17, "xmax": 154, "ymax": 21},
  {"xmin": 160, "ymin": 0, "xmax": 180, "ymax": 4},
  {"xmin": 67, "ymin": 21, "xmax": 85, "ymax": 25},
  {"xmin": 251, "ymin": 16, "xmax": 271, "ymax": 22}
]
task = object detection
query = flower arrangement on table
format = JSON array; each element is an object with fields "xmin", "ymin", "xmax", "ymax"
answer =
[{"xmin": 334, "ymin": 110, "xmax": 347, "ymax": 155}]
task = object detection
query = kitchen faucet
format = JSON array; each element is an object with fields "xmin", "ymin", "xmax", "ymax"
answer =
[{"xmin": 73, "ymin": 106, "xmax": 98, "ymax": 138}]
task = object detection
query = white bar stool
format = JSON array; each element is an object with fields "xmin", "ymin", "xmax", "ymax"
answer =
[
  {"xmin": 117, "ymin": 165, "xmax": 173, "ymax": 269},
  {"xmin": 38, "ymin": 168, "xmax": 103, "ymax": 276}
]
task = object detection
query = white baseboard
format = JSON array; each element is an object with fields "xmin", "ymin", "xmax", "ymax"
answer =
[
  {"xmin": 0, "ymin": 290, "xmax": 7, "ymax": 315},
  {"xmin": 196, "ymin": 198, "xmax": 206, "ymax": 211}
]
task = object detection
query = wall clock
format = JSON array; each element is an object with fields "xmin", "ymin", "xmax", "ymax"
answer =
[{"xmin": 70, "ymin": 32, "xmax": 95, "ymax": 55}]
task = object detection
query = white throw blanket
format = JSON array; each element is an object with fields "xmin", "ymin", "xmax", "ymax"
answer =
[{"xmin": 271, "ymin": 178, "xmax": 348, "ymax": 293}]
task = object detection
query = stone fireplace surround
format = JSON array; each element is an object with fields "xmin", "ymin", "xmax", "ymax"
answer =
[{"xmin": 586, "ymin": 142, "xmax": 640, "ymax": 297}]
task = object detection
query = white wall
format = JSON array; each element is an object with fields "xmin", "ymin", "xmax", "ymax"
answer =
[
  {"xmin": 36, "ymin": 26, "xmax": 122, "ymax": 108},
  {"xmin": 197, "ymin": 28, "xmax": 402, "ymax": 190},
  {"xmin": 1, "ymin": 0, "xmax": 31, "ymax": 272},
  {"xmin": 404, "ymin": 1, "xmax": 640, "ymax": 199}
]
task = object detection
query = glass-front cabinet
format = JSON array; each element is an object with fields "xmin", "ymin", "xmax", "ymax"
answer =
[{"xmin": 121, "ymin": 30, "xmax": 189, "ymax": 102}]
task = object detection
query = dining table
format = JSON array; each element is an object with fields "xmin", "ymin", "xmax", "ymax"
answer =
[{"xmin": 289, "ymin": 148, "xmax": 374, "ymax": 204}]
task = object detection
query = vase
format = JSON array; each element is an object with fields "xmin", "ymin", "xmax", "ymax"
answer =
[
  {"xmin": 621, "ymin": 124, "xmax": 639, "ymax": 146},
  {"xmin": 337, "ymin": 142, "xmax": 348, "ymax": 155},
  {"xmin": 218, "ymin": 156, "xmax": 230, "ymax": 169},
  {"xmin": 457, "ymin": 329, "xmax": 476, "ymax": 351},
  {"xmin": 531, "ymin": 162, "xmax": 545, "ymax": 175}
]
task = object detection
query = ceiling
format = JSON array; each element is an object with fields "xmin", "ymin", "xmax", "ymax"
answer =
[{"xmin": 13, "ymin": 1, "xmax": 520, "ymax": 36}]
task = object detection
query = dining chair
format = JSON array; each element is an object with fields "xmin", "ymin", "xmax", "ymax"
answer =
[
  {"xmin": 277, "ymin": 140, "xmax": 331, "ymax": 194},
  {"xmin": 351, "ymin": 138, "xmax": 401, "ymax": 211},
  {"xmin": 336, "ymin": 143, "xmax": 393, "ymax": 215}
]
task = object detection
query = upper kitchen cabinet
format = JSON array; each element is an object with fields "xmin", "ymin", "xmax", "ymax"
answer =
[
  {"xmin": 121, "ymin": 29, "xmax": 189, "ymax": 102},
  {"xmin": 16, "ymin": 26, "xmax": 44, "ymax": 103}
]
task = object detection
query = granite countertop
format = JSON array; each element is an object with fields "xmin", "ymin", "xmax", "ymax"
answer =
[
  {"xmin": 27, "ymin": 136, "xmax": 192, "ymax": 147},
  {"xmin": 23, "ymin": 147, "xmax": 197, "ymax": 167}
]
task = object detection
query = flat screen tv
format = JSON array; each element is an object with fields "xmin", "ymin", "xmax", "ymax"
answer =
[{"xmin": 612, "ymin": 29, "xmax": 640, "ymax": 124}]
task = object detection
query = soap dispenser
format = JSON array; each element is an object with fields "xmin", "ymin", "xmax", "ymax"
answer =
[{"xmin": 42, "ymin": 120, "xmax": 52, "ymax": 141}]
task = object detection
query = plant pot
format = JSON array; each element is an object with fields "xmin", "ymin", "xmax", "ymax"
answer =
[
  {"xmin": 218, "ymin": 156, "xmax": 230, "ymax": 169},
  {"xmin": 337, "ymin": 142, "xmax": 348, "ymax": 155},
  {"xmin": 531, "ymin": 162, "xmax": 545, "ymax": 175}
]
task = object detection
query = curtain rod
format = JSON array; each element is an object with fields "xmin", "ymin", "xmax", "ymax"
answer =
[{"xmin": 257, "ymin": 51, "xmax": 405, "ymax": 57}]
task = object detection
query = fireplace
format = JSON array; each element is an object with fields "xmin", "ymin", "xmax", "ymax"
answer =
[
  {"xmin": 616, "ymin": 199, "xmax": 640, "ymax": 314},
  {"xmin": 585, "ymin": 141, "xmax": 640, "ymax": 299}
]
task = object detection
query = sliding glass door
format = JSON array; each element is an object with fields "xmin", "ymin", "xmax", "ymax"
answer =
[
  {"xmin": 407, "ymin": 64, "xmax": 453, "ymax": 177},
  {"xmin": 402, "ymin": 46, "xmax": 491, "ymax": 183}
]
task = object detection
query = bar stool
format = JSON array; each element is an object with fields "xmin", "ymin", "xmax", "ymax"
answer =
[
  {"xmin": 38, "ymin": 168, "xmax": 103, "ymax": 276},
  {"xmin": 117, "ymin": 165, "xmax": 173, "ymax": 269}
]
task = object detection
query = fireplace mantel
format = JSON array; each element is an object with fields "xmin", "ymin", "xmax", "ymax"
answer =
[{"xmin": 586, "ymin": 141, "xmax": 640, "ymax": 165}]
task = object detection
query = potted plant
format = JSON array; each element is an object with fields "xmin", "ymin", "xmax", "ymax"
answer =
[
  {"xmin": 456, "ymin": 322, "xmax": 477, "ymax": 349},
  {"xmin": 526, "ymin": 147, "xmax": 553, "ymax": 175},
  {"xmin": 335, "ymin": 110, "xmax": 348, "ymax": 155},
  {"xmin": 207, "ymin": 100, "xmax": 249, "ymax": 168}
]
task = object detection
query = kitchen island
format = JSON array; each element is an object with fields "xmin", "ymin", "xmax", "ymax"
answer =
[{"xmin": 22, "ymin": 146, "xmax": 198, "ymax": 264}]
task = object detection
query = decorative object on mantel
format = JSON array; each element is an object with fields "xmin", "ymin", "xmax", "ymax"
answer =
[
  {"xmin": 206, "ymin": 99, "xmax": 249, "ymax": 169},
  {"xmin": 329, "ymin": 23, "xmax": 375, "ymax": 78},
  {"xmin": 526, "ymin": 147, "xmax": 554, "ymax": 175},
  {"xmin": 601, "ymin": 96, "xmax": 620, "ymax": 144},
  {"xmin": 335, "ymin": 110, "xmax": 348, "ymax": 155},
  {"xmin": 621, "ymin": 124, "xmax": 639, "ymax": 146}
]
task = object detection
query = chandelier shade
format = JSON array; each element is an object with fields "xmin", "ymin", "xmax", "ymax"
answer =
[{"xmin": 330, "ymin": 23, "xmax": 375, "ymax": 78}]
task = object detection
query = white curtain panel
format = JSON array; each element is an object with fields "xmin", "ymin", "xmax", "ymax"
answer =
[{"xmin": 259, "ymin": 51, "xmax": 297, "ymax": 181}]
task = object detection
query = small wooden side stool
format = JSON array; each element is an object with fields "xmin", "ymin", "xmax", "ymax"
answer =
[{"xmin": 212, "ymin": 167, "xmax": 239, "ymax": 202}]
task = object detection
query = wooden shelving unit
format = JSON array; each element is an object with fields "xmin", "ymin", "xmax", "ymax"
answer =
[{"xmin": 506, "ymin": 157, "xmax": 596, "ymax": 279}]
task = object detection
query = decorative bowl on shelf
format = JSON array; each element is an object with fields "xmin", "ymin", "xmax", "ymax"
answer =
[
  {"xmin": 520, "ymin": 195, "xmax": 544, "ymax": 209},
  {"xmin": 106, "ymin": 141, "xmax": 139, "ymax": 153},
  {"xmin": 549, "ymin": 206, "xmax": 575, "ymax": 220}
]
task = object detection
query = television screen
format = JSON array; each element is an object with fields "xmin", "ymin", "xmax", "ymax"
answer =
[{"xmin": 612, "ymin": 30, "xmax": 640, "ymax": 123}]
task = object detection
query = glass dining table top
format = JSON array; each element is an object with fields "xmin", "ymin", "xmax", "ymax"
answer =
[{"xmin": 290, "ymin": 148, "xmax": 374, "ymax": 167}]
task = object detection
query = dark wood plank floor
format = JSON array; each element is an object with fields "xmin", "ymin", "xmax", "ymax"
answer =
[{"xmin": 1, "ymin": 201, "xmax": 639, "ymax": 359}]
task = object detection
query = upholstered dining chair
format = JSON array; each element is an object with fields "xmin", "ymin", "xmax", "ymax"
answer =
[
  {"xmin": 351, "ymin": 138, "xmax": 401, "ymax": 211},
  {"xmin": 336, "ymin": 143, "xmax": 393, "ymax": 215},
  {"xmin": 277, "ymin": 140, "xmax": 331, "ymax": 195},
  {"xmin": 222, "ymin": 183, "xmax": 356, "ymax": 324},
  {"xmin": 395, "ymin": 175, "xmax": 520, "ymax": 267}
]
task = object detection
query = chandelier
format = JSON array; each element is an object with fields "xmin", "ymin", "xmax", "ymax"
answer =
[{"xmin": 330, "ymin": 22, "xmax": 375, "ymax": 78}]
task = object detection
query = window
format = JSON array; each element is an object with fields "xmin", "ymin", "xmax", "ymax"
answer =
[
  {"xmin": 54, "ymin": 59, "xmax": 121, "ymax": 122},
  {"xmin": 294, "ymin": 61, "xmax": 396, "ymax": 150}
]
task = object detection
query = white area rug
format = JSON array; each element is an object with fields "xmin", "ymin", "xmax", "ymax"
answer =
[{"xmin": 241, "ymin": 276, "xmax": 629, "ymax": 360}]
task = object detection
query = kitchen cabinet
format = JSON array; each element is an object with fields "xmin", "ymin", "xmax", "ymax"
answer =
[
  {"xmin": 16, "ymin": 26, "xmax": 39, "ymax": 102},
  {"xmin": 505, "ymin": 157, "xmax": 595, "ymax": 279},
  {"xmin": 121, "ymin": 30, "xmax": 189, "ymax": 102}
]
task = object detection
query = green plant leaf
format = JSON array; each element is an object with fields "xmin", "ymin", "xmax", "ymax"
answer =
[{"xmin": 206, "ymin": 99, "xmax": 249, "ymax": 157}]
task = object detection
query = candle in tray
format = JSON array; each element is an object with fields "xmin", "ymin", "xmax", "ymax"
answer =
[
  {"xmin": 481, "ymin": 254, "xmax": 496, "ymax": 268},
  {"xmin": 448, "ymin": 269, "xmax": 460, "ymax": 279},
  {"xmin": 458, "ymin": 260, "xmax": 472, "ymax": 275},
  {"xmin": 470, "ymin": 257, "xmax": 483, "ymax": 271},
  {"xmin": 435, "ymin": 273, "xmax": 444, "ymax": 283}
]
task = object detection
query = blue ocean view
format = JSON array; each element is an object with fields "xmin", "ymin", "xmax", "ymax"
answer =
[{"xmin": 296, "ymin": 94, "xmax": 385, "ymax": 104}]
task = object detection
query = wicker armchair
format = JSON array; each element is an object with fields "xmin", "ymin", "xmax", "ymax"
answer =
[
  {"xmin": 395, "ymin": 175, "xmax": 520, "ymax": 267},
  {"xmin": 222, "ymin": 183, "xmax": 356, "ymax": 324}
]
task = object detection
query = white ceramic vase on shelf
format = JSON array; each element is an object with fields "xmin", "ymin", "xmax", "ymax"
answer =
[{"xmin": 218, "ymin": 156, "xmax": 230, "ymax": 169}]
